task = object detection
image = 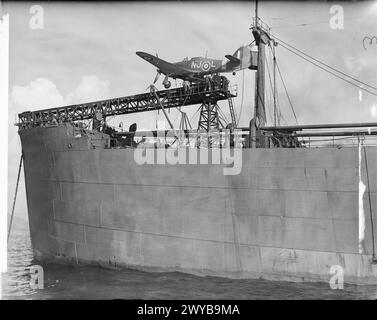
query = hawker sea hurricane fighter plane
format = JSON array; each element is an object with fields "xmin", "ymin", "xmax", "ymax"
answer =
[{"xmin": 136, "ymin": 45, "xmax": 257, "ymax": 89}]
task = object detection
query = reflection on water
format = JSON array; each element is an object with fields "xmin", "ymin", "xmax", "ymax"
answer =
[{"xmin": 2, "ymin": 229, "xmax": 377, "ymax": 300}]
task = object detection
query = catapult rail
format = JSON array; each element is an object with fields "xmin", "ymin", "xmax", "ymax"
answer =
[{"xmin": 17, "ymin": 81, "xmax": 236, "ymax": 129}]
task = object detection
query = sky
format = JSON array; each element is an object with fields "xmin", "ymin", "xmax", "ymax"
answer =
[{"xmin": 3, "ymin": 0, "xmax": 377, "ymax": 221}]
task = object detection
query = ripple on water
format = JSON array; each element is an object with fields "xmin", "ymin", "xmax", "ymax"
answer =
[{"xmin": 2, "ymin": 231, "xmax": 377, "ymax": 300}]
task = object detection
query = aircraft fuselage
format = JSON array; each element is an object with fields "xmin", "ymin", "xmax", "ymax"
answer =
[{"xmin": 136, "ymin": 51, "xmax": 241, "ymax": 83}]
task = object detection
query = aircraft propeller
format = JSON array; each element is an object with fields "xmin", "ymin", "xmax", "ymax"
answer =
[
  {"xmin": 145, "ymin": 84, "xmax": 157, "ymax": 92},
  {"xmin": 152, "ymin": 52, "xmax": 160, "ymax": 84},
  {"xmin": 153, "ymin": 70, "xmax": 161, "ymax": 84}
]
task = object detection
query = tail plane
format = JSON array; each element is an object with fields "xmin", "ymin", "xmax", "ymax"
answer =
[{"xmin": 225, "ymin": 45, "xmax": 257, "ymax": 71}]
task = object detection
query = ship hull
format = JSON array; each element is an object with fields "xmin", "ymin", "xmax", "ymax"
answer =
[{"xmin": 19, "ymin": 124, "xmax": 377, "ymax": 284}]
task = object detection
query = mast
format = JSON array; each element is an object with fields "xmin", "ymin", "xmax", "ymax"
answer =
[
  {"xmin": 255, "ymin": 0, "xmax": 258, "ymax": 26},
  {"xmin": 251, "ymin": 0, "xmax": 269, "ymax": 146},
  {"xmin": 273, "ymin": 44, "xmax": 277, "ymax": 126}
]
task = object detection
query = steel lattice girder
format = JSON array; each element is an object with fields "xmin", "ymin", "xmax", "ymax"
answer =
[{"xmin": 18, "ymin": 82, "xmax": 236, "ymax": 129}]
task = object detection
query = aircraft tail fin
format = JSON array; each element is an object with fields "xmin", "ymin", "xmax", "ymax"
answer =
[
  {"xmin": 225, "ymin": 55, "xmax": 241, "ymax": 64},
  {"xmin": 227, "ymin": 45, "xmax": 256, "ymax": 70}
]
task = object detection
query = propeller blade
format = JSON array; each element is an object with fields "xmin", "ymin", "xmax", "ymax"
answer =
[
  {"xmin": 153, "ymin": 70, "xmax": 161, "ymax": 84},
  {"xmin": 145, "ymin": 84, "xmax": 157, "ymax": 92}
]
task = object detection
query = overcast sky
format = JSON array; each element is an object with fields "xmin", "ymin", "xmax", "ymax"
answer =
[{"xmin": 4, "ymin": 1, "xmax": 377, "ymax": 220}]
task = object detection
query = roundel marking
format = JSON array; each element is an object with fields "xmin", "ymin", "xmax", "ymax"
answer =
[{"xmin": 202, "ymin": 61, "xmax": 211, "ymax": 71}]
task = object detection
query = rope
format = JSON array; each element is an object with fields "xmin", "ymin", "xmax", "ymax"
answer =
[
  {"xmin": 172, "ymin": 93, "xmax": 190, "ymax": 126},
  {"xmin": 8, "ymin": 154, "xmax": 23, "ymax": 242},
  {"xmin": 217, "ymin": 105, "xmax": 229, "ymax": 126},
  {"xmin": 152, "ymin": 90, "xmax": 174, "ymax": 129},
  {"xmin": 277, "ymin": 43, "xmax": 377, "ymax": 98},
  {"xmin": 189, "ymin": 105, "xmax": 202, "ymax": 124},
  {"xmin": 265, "ymin": 53, "xmax": 278, "ymax": 125},
  {"xmin": 275, "ymin": 60, "xmax": 299, "ymax": 124},
  {"xmin": 363, "ymin": 146, "xmax": 377, "ymax": 262},
  {"xmin": 236, "ymin": 69, "xmax": 245, "ymax": 126},
  {"xmin": 269, "ymin": 34, "xmax": 377, "ymax": 92}
]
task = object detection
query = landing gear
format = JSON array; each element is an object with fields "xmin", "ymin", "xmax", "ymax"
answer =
[
  {"xmin": 163, "ymin": 80, "xmax": 171, "ymax": 89},
  {"xmin": 162, "ymin": 75, "xmax": 171, "ymax": 89}
]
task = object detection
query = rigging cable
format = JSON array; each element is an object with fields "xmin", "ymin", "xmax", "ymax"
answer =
[
  {"xmin": 171, "ymin": 93, "xmax": 190, "ymax": 126},
  {"xmin": 275, "ymin": 59, "xmax": 299, "ymax": 124},
  {"xmin": 217, "ymin": 105, "xmax": 230, "ymax": 126},
  {"xmin": 273, "ymin": 68, "xmax": 284, "ymax": 125},
  {"xmin": 276, "ymin": 92, "xmax": 287, "ymax": 125},
  {"xmin": 271, "ymin": 21, "xmax": 332, "ymax": 29},
  {"xmin": 237, "ymin": 69, "xmax": 245, "ymax": 126},
  {"xmin": 267, "ymin": 44, "xmax": 289, "ymax": 125},
  {"xmin": 270, "ymin": 16, "xmax": 368, "ymax": 29},
  {"xmin": 265, "ymin": 54, "xmax": 276, "ymax": 124},
  {"xmin": 8, "ymin": 154, "xmax": 23, "ymax": 242},
  {"xmin": 278, "ymin": 43, "xmax": 377, "ymax": 98},
  {"xmin": 189, "ymin": 105, "xmax": 203, "ymax": 126},
  {"xmin": 270, "ymin": 34, "xmax": 377, "ymax": 91},
  {"xmin": 363, "ymin": 145, "xmax": 377, "ymax": 262},
  {"xmin": 269, "ymin": 35, "xmax": 377, "ymax": 96}
]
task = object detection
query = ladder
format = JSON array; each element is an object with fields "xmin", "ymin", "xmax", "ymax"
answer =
[{"xmin": 227, "ymin": 91, "xmax": 237, "ymax": 128}]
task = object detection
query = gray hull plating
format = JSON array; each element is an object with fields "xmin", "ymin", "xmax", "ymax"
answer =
[{"xmin": 19, "ymin": 124, "xmax": 377, "ymax": 284}]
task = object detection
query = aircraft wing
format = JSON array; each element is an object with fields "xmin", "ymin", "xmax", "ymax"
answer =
[{"xmin": 136, "ymin": 51, "xmax": 187, "ymax": 75}]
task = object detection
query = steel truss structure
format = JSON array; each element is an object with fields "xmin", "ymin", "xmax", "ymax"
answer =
[{"xmin": 17, "ymin": 80, "xmax": 236, "ymax": 130}]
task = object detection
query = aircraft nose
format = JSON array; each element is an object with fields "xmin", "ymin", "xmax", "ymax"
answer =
[{"xmin": 136, "ymin": 52, "xmax": 153, "ymax": 61}]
